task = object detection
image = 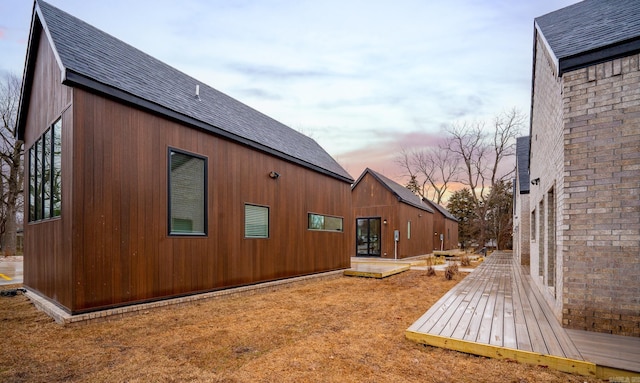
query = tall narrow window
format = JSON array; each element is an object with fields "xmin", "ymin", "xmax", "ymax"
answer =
[
  {"xmin": 531, "ymin": 209, "xmax": 536, "ymax": 241},
  {"xmin": 168, "ymin": 149, "xmax": 206, "ymax": 235},
  {"xmin": 29, "ymin": 143, "xmax": 36, "ymax": 222},
  {"xmin": 28, "ymin": 118, "xmax": 62, "ymax": 222},
  {"xmin": 407, "ymin": 220, "xmax": 411, "ymax": 239},
  {"xmin": 52, "ymin": 119, "xmax": 62, "ymax": 216},
  {"xmin": 547, "ymin": 188, "xmax": 556, "ymax": 290},
  {"xmin": 42, "ymin": 129, "xmax": 51, "ymax": 219},
  {"xmin": 308, "ymin": 213, "xmax": 343, "ymax": 231},
  {"xmin": 538, "ymin": 200, "xmax": 545, "ymax": 277},
  {"xmin": 245, "ymin": 204, "xmax": 269, "ymax": 238}
]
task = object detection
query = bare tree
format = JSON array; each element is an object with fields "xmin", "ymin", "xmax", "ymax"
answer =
[
  {"xmin": 396, "ymin": 144, "xmax": 459, "ymax": 204},
  {"xmin": 445, "ymin": 108, "xmax": 524, "ymax": 248},
  {"xmin": 0, "ymin": 73, "xmax": 24, "ymax": 256}
]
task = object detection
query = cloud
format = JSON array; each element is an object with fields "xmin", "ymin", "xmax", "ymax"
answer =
[
  {"xmin": 333, "ymin": 129, "xmax": 453, "ymax": 184},
  {"xmin": 227, "ymin": 62, "xmax": 339, "ymax": 80},
  {"xmin": 236, "ymin": 87, "xmax": 282, "ymax": 101},
  {"xmin": 0, "ymin": 27, "xmax": 5, "ymax": 40}
]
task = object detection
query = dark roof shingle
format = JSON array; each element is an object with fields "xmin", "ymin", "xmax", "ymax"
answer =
[
  {"xmin": 24, "ymin": 0, "xmax": 352, "ymax": 182},
  {"xmin": 423, "ymin": 199, "xmax": 457, "ymax": 221},
  {"xmin": 535, "ymin": 0, "xmax": 640, "ymax": 74}
]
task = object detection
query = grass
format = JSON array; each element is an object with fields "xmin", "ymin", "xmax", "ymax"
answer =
[{"xmin": 0, "ymin": 270, "xmax": 604, "ymax": 382}]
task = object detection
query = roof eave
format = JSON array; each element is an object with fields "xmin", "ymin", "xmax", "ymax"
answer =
[
  {"xmin": 64, "ymin": 70, "xmax": 353, "ymax": 184},
  {"xmin": 558, "ymin": 37, "xmax": 640, "ymax": 75},
  {"xmin": 16, "ymin": 1, "xmax": 67, "ymax": 141}
]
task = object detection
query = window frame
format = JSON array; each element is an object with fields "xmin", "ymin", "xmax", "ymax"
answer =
[
  {"xmin": 167, "ymin": 147, "xmax": 208, "ymax": 237},
  {"xmin": 531, "ymin": 209, "xmax": 536, "ymax": 242},
  {"xmin": 307, "ymin": 212, "xmax": 344, "ymax": 232},
  {"xmin": 28, "ymin": 118, "xmax": 62, "ymax": 223},
  {"xmin": 244, "ymin": 203, "xmax": 270, "ymax": 239}
]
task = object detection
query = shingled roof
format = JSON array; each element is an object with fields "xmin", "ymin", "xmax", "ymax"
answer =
[
  {"xmin": 516, "ymin": 136, "xmax": 530, "ymax": 195},
  {"xmin": 353, "ymin": 168, "xmax": 434, "ymax": 213},
  {"xmin": 423, "ymin": 199, "xmax": 457, "ymax": 222},
  {"xmin": 17, "ymin": 0, "xmax": 352, "ymax": 183},
  {"xmin": 535, "ymin": 0, "xmax": 640, "ymax": 75}
]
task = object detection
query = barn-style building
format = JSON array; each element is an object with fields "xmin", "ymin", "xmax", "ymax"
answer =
[
  {"xmin": 17, "ymin": 0, "xmax": 353, "ymax": 315},
  {"xmin": 351, "ymin": 168, "xmax": 437, "ymax": 259}
]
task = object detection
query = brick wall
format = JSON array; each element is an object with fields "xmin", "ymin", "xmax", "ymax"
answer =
[
  {"xmin": 561, "ymin": 53, "xmax": 640, "ymax": 337},
  {"xmin": 513, "ymin": 184, "xmax": 530, "ymax": 267},
  {"xmin": 529, "ymin": 34, "xmax": 565, "ymax": 319}
]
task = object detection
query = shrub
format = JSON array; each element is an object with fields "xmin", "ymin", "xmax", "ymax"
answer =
[
  {"xmin": 445, "ymin": 262, "xmax": 459, "ymax": 280},
  {"xmin": 426, "ymin": 266, "xmax": 436, "ymax": 277},
  {"xmin": 460, "ymin": 256, "xmax": 471, "ymax": 267}
]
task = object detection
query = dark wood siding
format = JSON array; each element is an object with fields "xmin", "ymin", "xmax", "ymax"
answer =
[
  {"xmin": 68, "ymin": 89, "xmax": 352, "ymax": 312},
  {"xmin": 444, "ymin": 218, "xmax": 459, "ymax": 251},
  {"xmin": 432, "ymin": 208, "xmax": 459, "ymax": 251},
  {"xmin": 432, "ymin": 210, "xmax": 445, "ymax": 251},
  {"xmin": 352, "ymin": 172, "xmax": 433, "ymax": 258},
  {"xmin": 23, "ymin": 29, "xmax": 73, "ymax": 310}
]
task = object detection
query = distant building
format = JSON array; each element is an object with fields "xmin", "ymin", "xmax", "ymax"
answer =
[
  {"xmin": 352, "ymin": 168, "xmax": 447, "ymax": 258},
  {"xmin": 513, "ymin": 136, "xmax": 530, "ymax": 266},
  {"xmin": 523, "ymin": 0, "xmax": 640, "ymax": 336},
  {"xmin": 423, "ymin": 199, "xmax": 458, "ymax": 252}
]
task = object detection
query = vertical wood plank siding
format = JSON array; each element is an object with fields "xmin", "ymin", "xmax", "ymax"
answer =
[
  {"xmin": 23, "ymin": 30, "xmax": 352, "ymax": 314},
  {"xmin": 67, "ymin": 89, "xmax": 351, "ymax": 312},
  {"xmin": 23, "ymin": 29, "xmax": 73, "ymax": 310}
]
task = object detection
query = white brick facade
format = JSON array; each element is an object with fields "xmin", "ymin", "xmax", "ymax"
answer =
[{"xmin": 530, "ymin": 34, "xmax": 640, "ymax": 336}]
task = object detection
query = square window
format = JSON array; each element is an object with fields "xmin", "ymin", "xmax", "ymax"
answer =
[{"xmin": 245, "ymin": 204, "xmax": 269, "ymax": 238}]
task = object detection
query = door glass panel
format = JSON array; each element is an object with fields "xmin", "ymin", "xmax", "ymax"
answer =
[
  {"xmin": 356, "ymin": 218, "xmax": 381, "ymax": 256},
  {"xmin": 369, "ymin": 218, "xmax": 381, "ymax": 255},
  {"xmin": 356, "ymin": 218, "xmax": 369, "ymax": 255}
]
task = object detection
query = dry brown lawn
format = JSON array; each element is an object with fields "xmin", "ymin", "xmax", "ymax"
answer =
[{"xmin": 1, "ymin": 268, "xmax": 604, "ymax": 382}]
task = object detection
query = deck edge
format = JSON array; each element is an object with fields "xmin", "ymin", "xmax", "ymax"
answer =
[{"xmin": 405, "ymin": 330, "xmax": 597, "ymax": 377}]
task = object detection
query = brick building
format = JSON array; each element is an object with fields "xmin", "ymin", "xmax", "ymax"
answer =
[
  {"xmin": 524, "ymin": 0, "xmax": 640, "ymax": 336},
  {"xmin": 513, "ymin": 136, "xmax": 530, "ymax": 267}
]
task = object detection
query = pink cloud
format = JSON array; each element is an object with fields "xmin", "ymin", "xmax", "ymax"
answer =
[
  {"xmin": 0, "ymin": 27, "xmax": 6, "ymax": 40},
  {"xmin": 335, "ymin": 129, "xmax": 470, "ymax": 203},
  {"xmin": 336, "ymin": 130, "xmax": 450, "ymax": 183}
]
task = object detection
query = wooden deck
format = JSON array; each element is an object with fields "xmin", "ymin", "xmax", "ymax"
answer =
[
  {"xmin": 406, "ymin": 251, "xmax": 640, "ymax": 378},
  {"xmin": 344, "ymin": 263, "xmax": 410, "ymax": 279}
]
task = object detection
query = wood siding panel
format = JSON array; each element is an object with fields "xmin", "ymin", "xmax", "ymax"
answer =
[
  {"xmin": 70, "ymin": 90, "xmax": 351, "ymax": 312},
  {"xmin": 23, "ymin": 29, "xmax": 73, "ymax": 310}
]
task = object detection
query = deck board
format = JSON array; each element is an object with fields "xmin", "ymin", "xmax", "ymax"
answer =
[
  {"xmin": 405, "ymin": 251, "xmax": 640, "ymax": 378},
  {"xmin": 566, "ymin": 329, "xmax": 640, "ymax": 374}
]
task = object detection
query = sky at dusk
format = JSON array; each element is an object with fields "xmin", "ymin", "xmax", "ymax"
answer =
[{"xmin": 0, "ymin": 0, "xmax": 580, "ymax": 184}]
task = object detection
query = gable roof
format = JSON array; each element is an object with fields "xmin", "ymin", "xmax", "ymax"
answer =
[
  {"xmin": 352, "ymin": 168, "xmax": 434, "ymax": 213},
  {"xmin": 17, "ymin": 0, "xmax": 353, "ymax": 183},
  {"xmin": 516, "ymin": 136, "xmax": 530, "ymax": 194},
  {"xmin": 423, "ymin": 199, "xmax": 457, "ymax": 222},
  {"xmin": 535, "ymin": 0, "xmax": 640, "ymax": 75}
]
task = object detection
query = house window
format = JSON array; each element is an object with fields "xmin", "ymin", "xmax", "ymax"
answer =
[
  {"xmin": 531, "ymin": 209, "xmax": 536, "ymax": 241},
  {"xmin": 245, "ymin": 204, "xmax": 269, "ymax": 238},
  {"xmin": 28, "ymin": 119, "xmax": 62, "ymax": 222},
  {"xmin": 168, "ymin": 148, "xmax": 206, "ymax": 235},
  {"xmin": 407, "ymin": 221, "xmax": 411, "ymax": 239},
  {"xmin": 308, "ymin": 213, "xmax": 343, "ymax": 232}
]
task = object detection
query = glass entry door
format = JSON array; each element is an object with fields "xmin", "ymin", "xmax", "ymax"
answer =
[{"xmin": 356, "ymin": 218, "xmax": 381, "ymax": 256}]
